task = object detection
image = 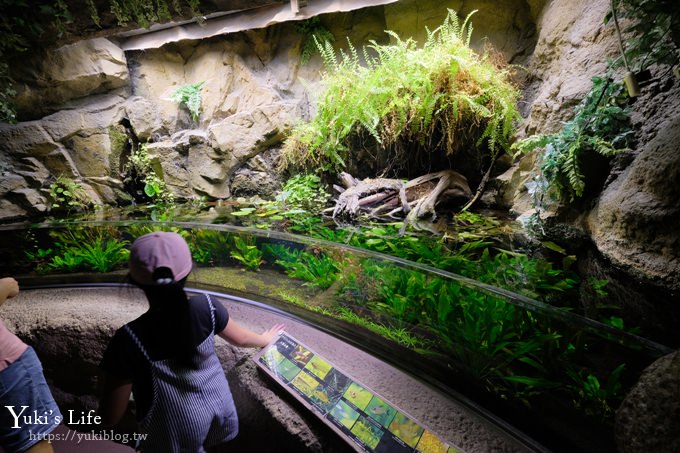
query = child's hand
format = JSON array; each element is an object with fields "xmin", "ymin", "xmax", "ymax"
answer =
[
  {"xmin": 260, "ymin": 323, "xmax": 286, "ymax": 347},
  {"xmin": 0, "ymin": 277, "xmax": 19, "ymax": 300}
]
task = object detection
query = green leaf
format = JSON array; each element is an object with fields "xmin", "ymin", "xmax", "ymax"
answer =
[{"xmin": 144, "ymin": 183, "xmax": 157, "ymax": 197}]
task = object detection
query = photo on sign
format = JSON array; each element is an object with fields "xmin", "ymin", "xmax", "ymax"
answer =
[
  {"xmin": 365, "ymin": 395, "xmax": 397, "ymax": 427},
  {"xmin": 309, "ymin": 385, "xmax": 342, "ymax": 413},
  {"xmin": 305, "ymin": 355, "xmax": 333, "ymax": 380},
  {"xmin": 350, "ymin": 414, "xmax": 384, "ymax": 450},
  {"xmin": 344, "ymin": 382, "xmax": 373, "ymax": 410},
  {"xmin": 389, "ymin": 412, "xmax": 425, "ymax": 448},
  {"xmin": 329, "ymin": 399, "xmax": 361, "ymax": 430},
  {"xmin": 325, "ymin": 368, "xmax": 351, "ymax": 393},
  {"xmin": 416, "ymin": 429, "xmax": 449, "ymax": 453},
  {"xmin": 260, "ymin": 347, "xmax": 285, "ymax": 370},
  {"xmin": 291, "ymin": 370, "xmax": 320, "ymax": 398},
  {"xmin": 275, "ymin": 358, "xmax": 302, "ymax": 382},
  {"xmin": 291, "ymin": 344, "xmax": 313, "ymax": 365}
]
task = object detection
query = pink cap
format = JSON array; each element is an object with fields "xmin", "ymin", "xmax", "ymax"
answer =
[{"xmin": 129, "ymin": 232, "xmax": 193, "ymax": 285}]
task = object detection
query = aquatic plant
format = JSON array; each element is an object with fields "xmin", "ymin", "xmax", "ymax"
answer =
[
  {"xmin": 30, "ymin": 226, "xmax": 130, "ymax": 273},
  {"xmin": 188, "ymin": 229, "xmax": 233, "ymax": 265},
  {"xmin": 265, "ymin": 244, "xmax": 340, "ymax": 290},
  {"xmin": 566, "ymin": 363, "xmax": 626, "ymax": 422},
  {"xmin": 282, "ymin": 10, "xmax": 521, "ymax": 174},
  {"xmin": 230, "ymin": 236, "xmax": 263, "ymax": 271}
]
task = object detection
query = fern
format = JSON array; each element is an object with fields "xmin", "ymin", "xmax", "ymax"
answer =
[
  {"xmin": 297, "ymin": 17, "xmax": 335, "ymax": 65},
  {"xmin": 282, "ymin": 9, "xmax": 521, "ymax": 174},
  {"xmin": 513, "ymin": 76, "xmax": 633, "ymax": 203}
]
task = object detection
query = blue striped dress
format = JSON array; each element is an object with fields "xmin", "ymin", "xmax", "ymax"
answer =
[{"xmin": 124, "ymin": 296, "xmax": 238, "ymax": 452}]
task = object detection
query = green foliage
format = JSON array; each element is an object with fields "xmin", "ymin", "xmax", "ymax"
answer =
[
  {"xmin": 0, "ymin": 63, "xmax": 17, "ymax": 124},
  {"xmin": 230, "ymin": 236, "xmax": 263, "ymax": 271},
  {"xmin": 566, "ymin": 363, "xmax": 626, "ymax": 421},
  {"xmin": 29, "ymin": 227, "xmax": 129, "ymax": 274},
  {"xmin": 295, "ymin": 17, "xmax": 335, "ymax": 65},
  {"xmin": 48, "ymin": 176, "xmax": 90, "ymax": 213},
  {"xmin": 108, "ymin": 0, "xmax": 200, "ymax": 28},
  {"xmin": 265, "ymin": 244, "xmax": 340, "ymax": 290},
  {"xmin": 282, "ymin": 10, "xmax": 521, "ymax": 173},
  {"xmin": 188, "ymin": 228, "xmax": 231, "ymax": 265},
  {"xmin": 608, "ymin": 0, "xmax": 680, "ymax": 71},
  {"xmin": 124, "ymin": 143, "xmax": 175, "ymax": 205},
  {"xmin": 513, "ymin": 76, "xmax": 633, "ymax": 203},
  {"xmin": 170, "ymin": 81, "xmax": 204, "ymax": 123},
  {"xmin": 273, "ymin": 173, "xmax": 330, "ymax": 212}
]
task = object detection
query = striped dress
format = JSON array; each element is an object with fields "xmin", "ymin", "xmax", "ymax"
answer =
[{"xmin": 124, "ymin": 296, "xmax": 238, "ymax": 452}]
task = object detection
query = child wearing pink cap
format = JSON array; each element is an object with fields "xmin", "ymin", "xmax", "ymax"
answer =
[{"xmin": 98, "ymin": 232, "xmax": 283, "ymax": 452}]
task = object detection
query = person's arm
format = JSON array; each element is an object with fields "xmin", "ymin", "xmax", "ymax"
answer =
[
  {"xmin": 0, "ymin": 277, "xmax": 19, "ymax": 307},
  {"xmin": 218, "ymin": 319, "xmax": 285, "ymax": 348},
  {"xmin": 98, "ymin": 373, "xmax": 132, "ymax": 427}
]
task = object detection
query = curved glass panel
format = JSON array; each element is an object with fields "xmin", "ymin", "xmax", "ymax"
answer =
[{"xmin": 0, "ymin": 220, "xmax": 671, "ymax": 452}]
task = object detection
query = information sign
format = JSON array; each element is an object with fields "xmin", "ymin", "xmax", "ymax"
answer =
[{"xmin": 253, "ymin": 333, "xmax": 461, "ymax": 453}]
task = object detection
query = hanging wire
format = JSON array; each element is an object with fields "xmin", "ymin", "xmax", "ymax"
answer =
[{"xmin": 611, "ymin": 0, "xmax": 631, "ymax": 71}]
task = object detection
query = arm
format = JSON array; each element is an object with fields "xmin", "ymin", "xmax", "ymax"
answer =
[
  {"xmin": 97, "ymin": 373, "xmax": 133, "ymax": 427},
  {"xmin": 218, "ymin": 319, "xmax": 285, "ymax": 348},
  {"xmin": 0, "ymin": 277, "xmax": 19, "ymax": 307}
]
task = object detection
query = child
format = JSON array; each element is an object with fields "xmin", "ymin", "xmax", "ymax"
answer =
[
  {"xmin": 98, "ymin": 232, "xmax": 284, "ymax": 452},
  {"xmin": 0, "ymin": 277, "xmax": 62, "ymax": 453}
]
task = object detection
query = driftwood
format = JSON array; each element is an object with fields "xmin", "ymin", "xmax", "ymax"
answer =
[{"xmin": 330, "ymin": 170, "xmax": 472, "ymax": 221}]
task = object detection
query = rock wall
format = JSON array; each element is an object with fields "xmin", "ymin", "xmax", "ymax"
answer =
[
  {"xmin": 1, "ymin": 0, "xmax": 678, "ymax": 307},
  {"xmin": 0, "ymin": 0, "xmax": 540, "ymax": 222}
]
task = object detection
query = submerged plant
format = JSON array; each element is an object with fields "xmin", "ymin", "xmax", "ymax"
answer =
[
  {"xmin": 31, "ymin": 226, "xmax": 130, "ymax": 274},
  {"xmin": 282, "ymin": 9, "xmax": 521, "ymax": 174},
  {"xmin": 230, "ymin": 236, "xmax": 263, "ymax": 271},
  {"xmin": 265, "ymin": 244, "xmax": 340, "ymax": 290}
]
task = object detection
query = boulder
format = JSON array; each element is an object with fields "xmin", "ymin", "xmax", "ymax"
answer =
[
  {"xmin": 189, "ymin": 143, "xmax": 231, "ymax": 199},
  {"xmin": 520, "ymin": 0, "xmax": 618, "ymax": 135},
  {"xmin": 0, "ymin": 122, "xmax": 60, "ymax": 157},
  {"xmin": 209, "ymin": 103, "xmax": 299, "ymax": 166},
  {"xmin": 66, "ymin": 132, "xmax": 112, "ymax": 177},
  {"xmin": 615, "ymin": 350, "xmax": 680, "ymax": 452},
  {"xmin": 231, "ymin": 169, "xmax": 279, "ymax": 198},
  {"xmin": 43, "ymin": 148, "xmax": 80, "ymax": 178},
  {"xmin": 125, "ymin": 96, "xmax": 166, "ymax": 141},
  {"xmin": 13, "ymin": 38, "xmax": 128, "ymax": 118},
  {"xmin": 587, "ymin": 113, "xmax": 680, "ymax": 290},
  {"xmin": 0, "ymin": 199, "xmax": 27, "ymax": 222}
]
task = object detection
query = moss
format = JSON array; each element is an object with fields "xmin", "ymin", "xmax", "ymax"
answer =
[
  {"xmin": 108, "ymin": 125, "xmax": 128, "ymax": 177},
  {"xmin": 192, "ymin": 267, "xmax": 316, "ymax": 303}
]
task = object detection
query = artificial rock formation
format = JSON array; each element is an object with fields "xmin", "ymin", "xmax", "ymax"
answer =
[
  {"xmin": 0, "ymin": 0, "xmax": 542, "ymax": 223},
  {"xmin": 615, "ymin": 349, "xmax": 680, "ymax": 452},
  {"xmin": 1, "ymin": 0, "xmax": 679, "ymax": 335}
]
